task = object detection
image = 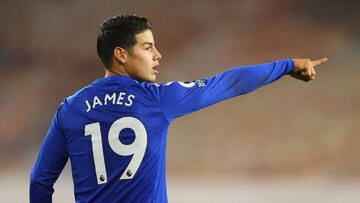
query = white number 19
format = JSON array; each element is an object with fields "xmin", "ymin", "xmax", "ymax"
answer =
[{"xmin": 85, "ymin": 117, "xmax": 147, "ymax": 184}]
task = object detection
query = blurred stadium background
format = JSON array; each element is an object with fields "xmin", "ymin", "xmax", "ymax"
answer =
[{"xmin": 0, "ymin": 0, "xmax": 359, "ymax": 202}]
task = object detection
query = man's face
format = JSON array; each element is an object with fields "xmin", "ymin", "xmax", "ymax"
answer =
[{"xmin": 124, "ymin": 29, "xmax": 162, "ymax": 82}]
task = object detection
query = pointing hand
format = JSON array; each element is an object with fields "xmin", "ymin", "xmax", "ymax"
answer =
[{"xmin": 290, "ymin": 58, "xmax": 328, "ymax": 82}]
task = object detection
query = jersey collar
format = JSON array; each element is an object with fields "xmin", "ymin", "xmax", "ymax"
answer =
[{"xmin": 93, "ymin": 75, "xmax": 139, "ymax": 84}]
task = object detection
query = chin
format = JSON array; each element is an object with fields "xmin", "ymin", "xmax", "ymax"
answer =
[
  {"xmin": 140, "ymin": 77, "xmax": 156, "ymax": 83},
  {"xmin": 147, "ymin": 75, "xmax": 157, "ymax": 83},
  {"xmin": 134, "ymin": 75, "xmax": 156, "ymax": 83}
]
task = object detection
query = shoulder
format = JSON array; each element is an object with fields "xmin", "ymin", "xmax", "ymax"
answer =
[{"xmin": 63, "ymin": 85, "xmax": 91, "ymax": 107}]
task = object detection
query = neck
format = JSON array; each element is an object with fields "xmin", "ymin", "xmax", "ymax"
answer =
[{"xmin": 104, "ymin": 66, "xmax": 129, "ymax": 78}]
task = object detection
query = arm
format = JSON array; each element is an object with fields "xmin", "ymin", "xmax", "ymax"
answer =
[
  {"xmin": 30, "ymin": 106, "xmax": 68, "ymax": 203},
  {"xmin": 147, "ymin": 59, "xmax": 295, "ymax": 121}
]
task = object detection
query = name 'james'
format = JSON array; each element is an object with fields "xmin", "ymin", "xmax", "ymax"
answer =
[{"xmin": 85, "ymin": 92, "xmax": 135, "ymax": 112}]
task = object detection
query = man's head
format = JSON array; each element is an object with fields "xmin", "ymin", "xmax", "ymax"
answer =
[{"xmin": 97, "ymin": 14, "xmax": 162, "ymax": 82}]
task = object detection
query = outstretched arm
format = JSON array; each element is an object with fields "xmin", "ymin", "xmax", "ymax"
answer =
[
  {"xmin": 147, "ymin": 59, "xmax": 295, "ymax": 121},
  {"xmin": 146, "ymin": 58, "xmax": 328, "ymax": 121}
]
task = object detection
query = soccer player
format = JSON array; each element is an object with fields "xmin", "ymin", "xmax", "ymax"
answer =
[{"xmin": 29, "ymin": 14, "xmax": 328, "ymax": 203}]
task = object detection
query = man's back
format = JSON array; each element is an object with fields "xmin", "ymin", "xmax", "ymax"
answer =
[{"xmin": 32, "ymin": 75, "xmax": 170, "ymax": 202}]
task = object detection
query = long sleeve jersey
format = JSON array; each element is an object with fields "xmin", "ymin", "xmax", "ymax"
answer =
[{"xmin": 30, "ymin": 59, "xmax": 294, "ymax": 203}]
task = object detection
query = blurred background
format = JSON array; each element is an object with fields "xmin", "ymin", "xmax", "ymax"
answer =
[{"xmin": 0, "ymin": 0, "xmax": 359, "ymax": 202}]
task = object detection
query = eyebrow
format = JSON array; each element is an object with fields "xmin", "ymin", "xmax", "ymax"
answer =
[{"xmin": 141, "ymin": 42, "xmax": 154, "ymax": 46}]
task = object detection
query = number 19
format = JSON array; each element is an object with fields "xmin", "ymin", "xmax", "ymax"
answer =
[{"xmin": 84, "ymin": 117, "xmax": 147, "ymax": 184}]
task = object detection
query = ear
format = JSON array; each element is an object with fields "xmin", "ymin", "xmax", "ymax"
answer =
[{"xmin": 113, "ymin": 47, "xmax": 127, "ymax": 64}]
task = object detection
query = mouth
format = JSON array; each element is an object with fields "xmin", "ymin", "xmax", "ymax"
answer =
[{"xmin": 153, "ymin": 64, "xmax": 159, "ymax": 74}]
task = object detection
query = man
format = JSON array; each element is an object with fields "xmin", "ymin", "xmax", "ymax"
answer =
[{"xmin": 30, "ymin": 14, "xmax": 328, "ymax": 203}]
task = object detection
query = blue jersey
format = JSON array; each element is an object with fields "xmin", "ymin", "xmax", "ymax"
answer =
[{"xmin": 30, "ymin": 59, "xmax": 294, "ymax": 203}]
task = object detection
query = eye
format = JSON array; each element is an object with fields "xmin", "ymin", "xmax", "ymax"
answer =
[{"xmin": 145, "ymin": 46, "xmax": 152, "ymax": 50}]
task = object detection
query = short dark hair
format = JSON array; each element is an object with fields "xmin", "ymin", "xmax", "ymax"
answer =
[{"xmin": 97, "ymin": 14, "xmax": 152, "ymax": 69}]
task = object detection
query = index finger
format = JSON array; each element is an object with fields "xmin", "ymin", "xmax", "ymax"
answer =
[{"xmin": 312, "ymin": 57, "xmax": 328, "ymax": 67}]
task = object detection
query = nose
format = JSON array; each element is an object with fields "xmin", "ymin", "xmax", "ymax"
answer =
[{"xmin": 154, "ymin": 47, "xmax": 162, "ymax": 61}]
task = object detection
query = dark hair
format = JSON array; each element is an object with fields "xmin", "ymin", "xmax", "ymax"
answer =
[{"xmin": 97, "ymin": 14, "xmax": 152, "ymax": 69}]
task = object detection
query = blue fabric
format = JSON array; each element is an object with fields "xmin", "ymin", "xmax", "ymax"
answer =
[{"xmin": 30, "ymin": 59, "xmax": 294, "ymax": 203}]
